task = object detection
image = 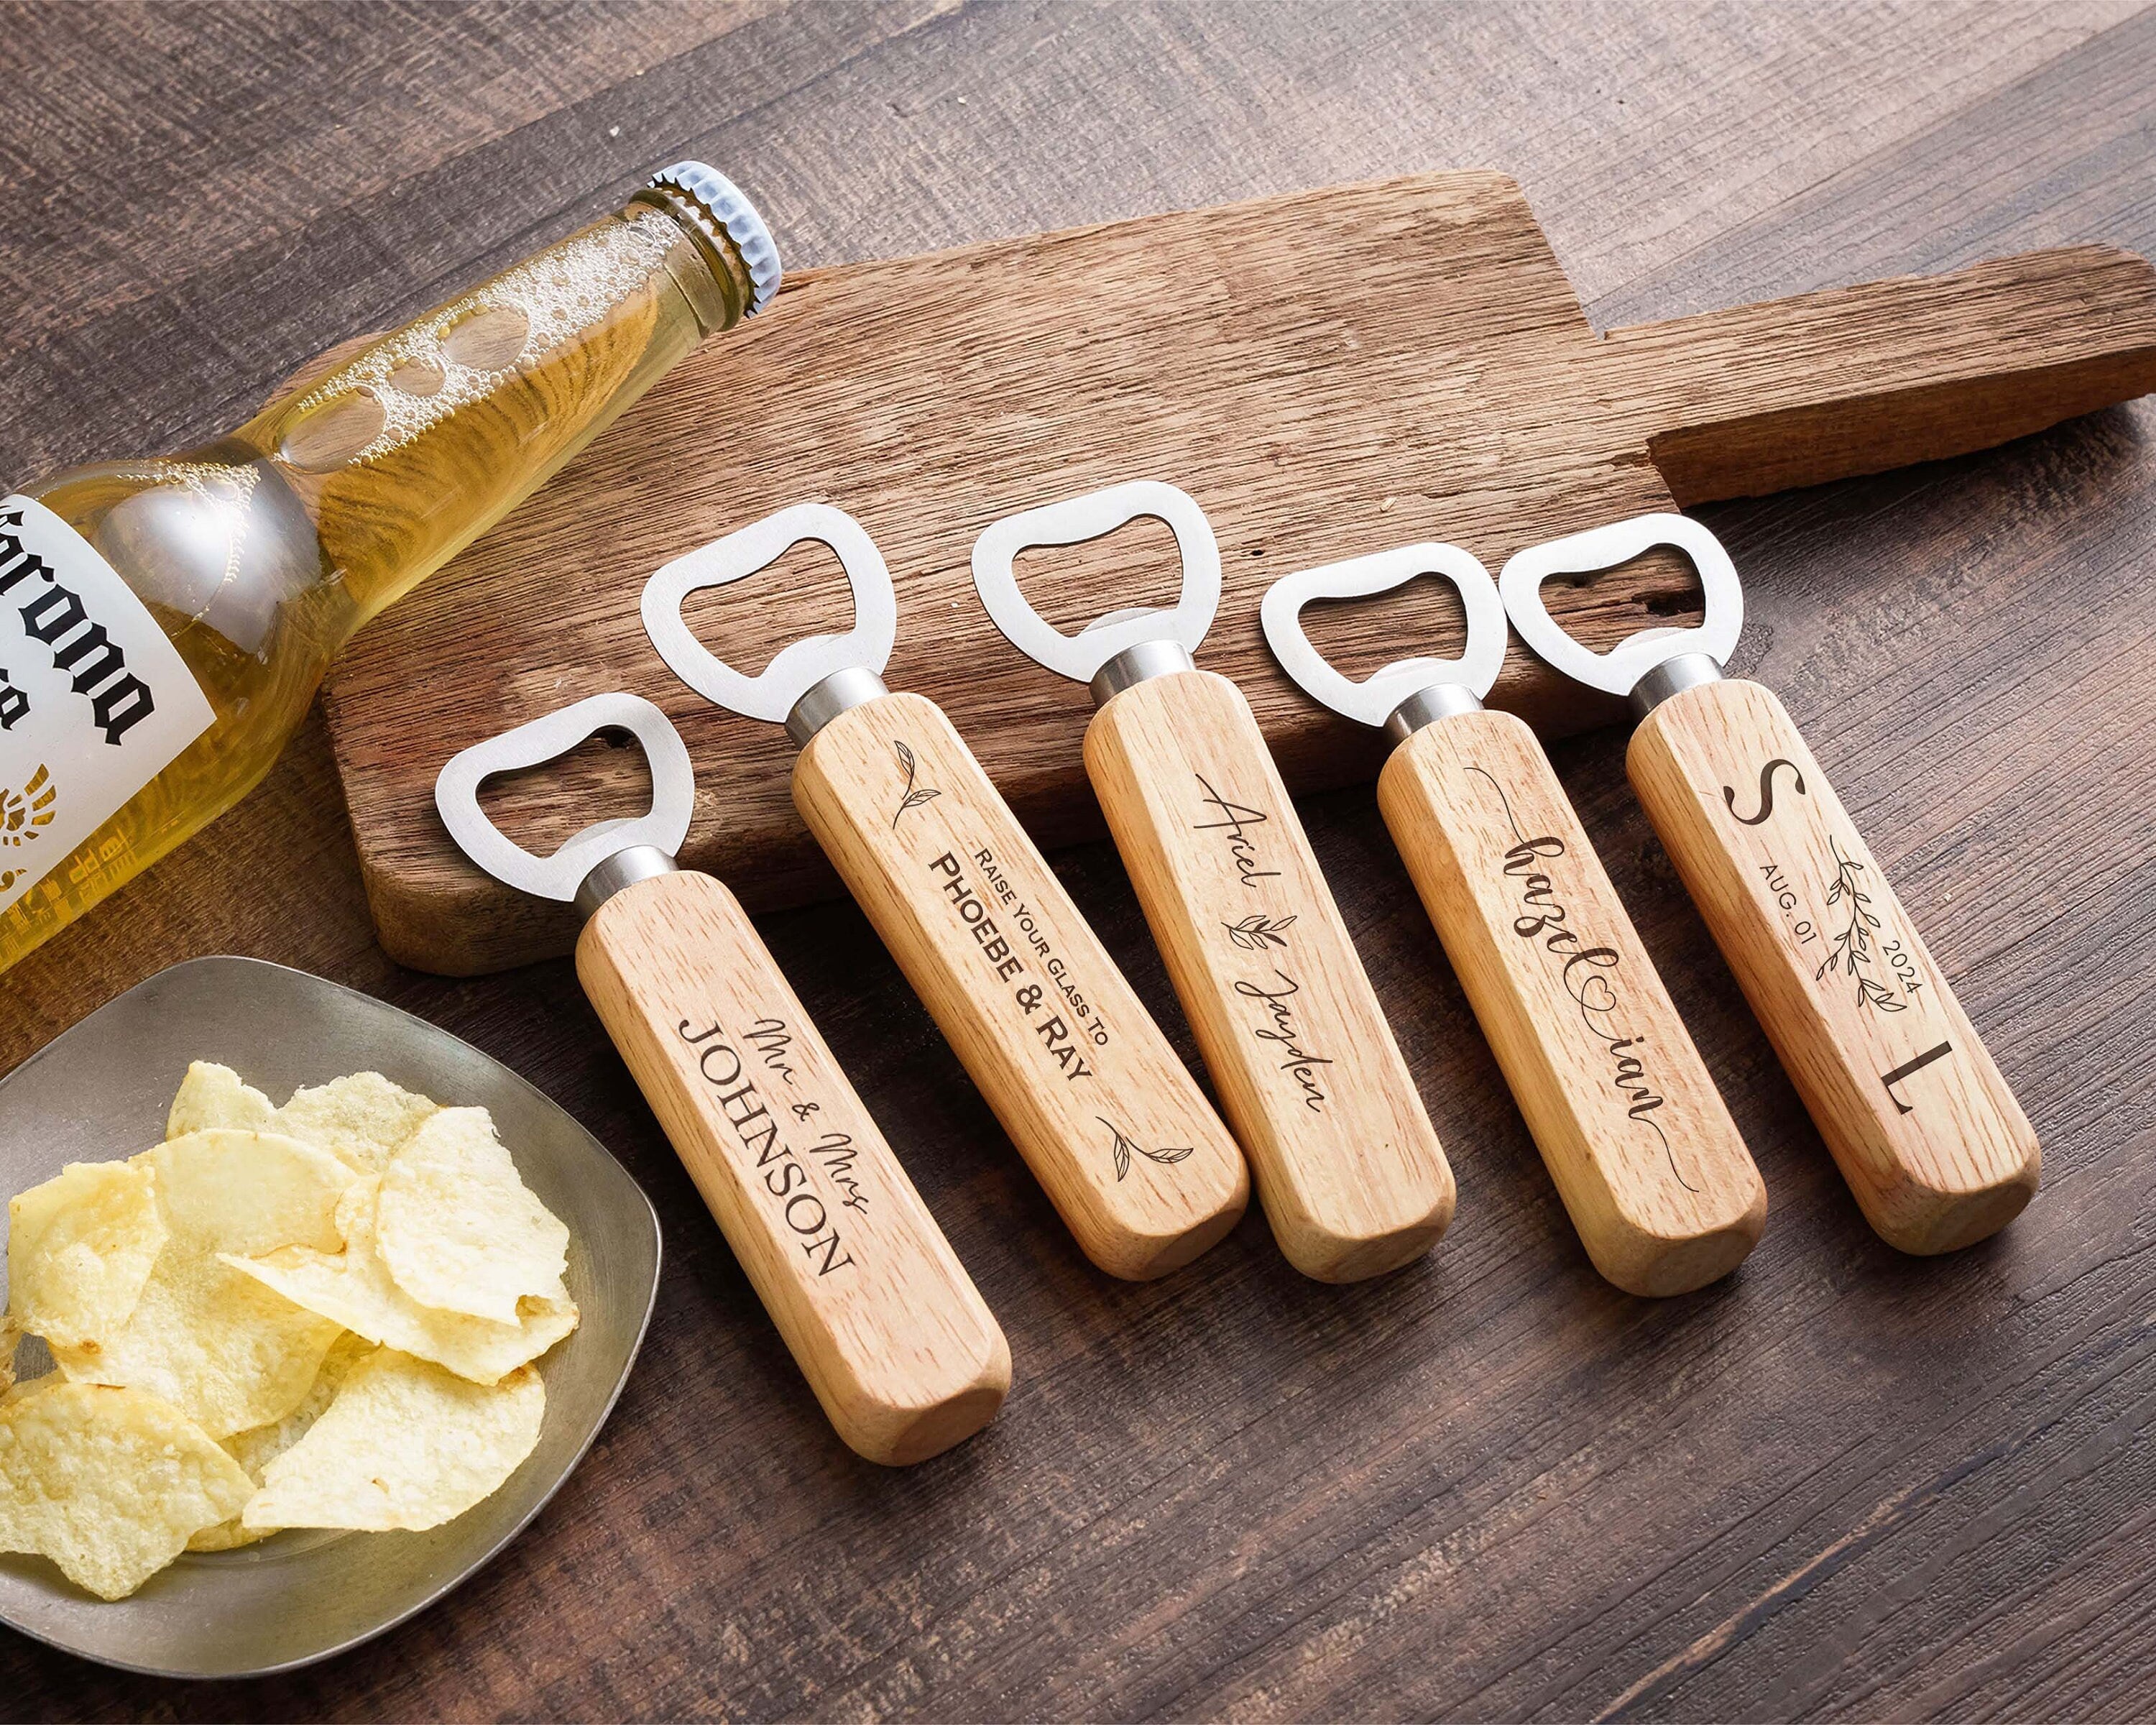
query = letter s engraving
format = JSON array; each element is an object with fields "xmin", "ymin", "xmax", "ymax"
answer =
[{"xmin": 1723, "ymin": 758, "xmax": 1806, "ymax": 827}]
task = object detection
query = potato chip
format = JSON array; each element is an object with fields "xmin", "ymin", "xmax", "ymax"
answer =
[
  {"xmin": 134, "ymin": 1129, "xmax": 354, "ymax": 1256},
  {"xmin": 0, "ymin": 1380, "xmax": 252, "ymax": 1598},
  {"xmin": 275, "ymin": 1072, "xmax": 438, "ymax": 1172},
  {"xmin": 7, "ymin": 1160, "xmax": 165, "ymax": 1351},
  {"xmin": 241, "ymin": 1348, "xmax": 543, "ymax": 1533},
  {"xmin": 376, "ymin": 1108, "xmax": 569, "ymax": 1323},
  {"xmin": 165, "ymin": 1061, "xmax": 277, "ymax": 1138},
  {"xmin": 182, "ymin": 1509, "xmax": 259, "ymax": 1553},
  {"xmin": 190, "ymin": 1331, "xmax": 375, "ymax": 1551},
  {"xmin": 221, "ymin": 1330, "xmax": 374, "ymax": 1479},
  {"xmin": 54, "ymin": 1254, "xmax": 344, "ymax": 1440},
  {"xmin": 224, "ymin": 1177, "xmax": 577, "ymax": 1385},
  {"xmin": 1, "ymin": 1059, "xmax": 579, "ymax": 1596},
  {"xmin": 52, "ymin": 1131, "xmax": 353, "ymax": 1437}
]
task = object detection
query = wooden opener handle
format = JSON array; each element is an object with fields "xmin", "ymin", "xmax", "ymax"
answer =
[
  {"xmin": 575, "ymin": 869, "xmax": 1010, "ymax": 1464},
  {"xmin": 1084, "ymin": 668, "xmax": 1454, "ymax": 1282},
  {"xmin": 1376, "ymin": 707, "xmax": 1765, "ymax": 1294},
  {"xmin": 791, "ymin": 690, "xmax": 1250, "ymax": 1280},
  {"xmin": 1627, "ymin": 678, "xmax": 2039, "ymax": 1253}
]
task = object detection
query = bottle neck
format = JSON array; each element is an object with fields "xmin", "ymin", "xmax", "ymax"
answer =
[
  {"xmin": 632, "ymin": 183, "xmax": 764, "ymax": 336},
  {"xmin": 242, "ymin": 191, "xmax": 752, "ymax": 636},
  {"xmin": 19, "ymin": 185, "xmax": 760, "ymax": 692}
]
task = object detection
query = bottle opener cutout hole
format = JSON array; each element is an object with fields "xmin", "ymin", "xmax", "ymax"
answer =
[
  {"xmin": 642, "ymin": 503, "xmax": 895, "ymax": 723},
  {"xmin": 1261, "ymin": 542, "xmax": 1503, "ymax": 727},
  {"xmin": 475, "ymin": 728, "xmax": 656, "ymax": 864},
  {"xmin": 1299, "ymin": 580, "xmax": 1472, "ymax": 682},
  {"xmin": 971, "ymin": 479, "xmax": 1221, "ymax": 684},
  {"xmin": 676, "ymin": 537, "xmax": 864, "ymax": 685},
  {"xmin": 436, "ymin": 691, "xmax": 694, "ymax": 902},
  {"xmin": 1010, "ymin": 513, "xmax": 1184, "ymax": 636},
  {"xmin": 1554, "ymin": 546, "xmax": 1708, "ymax": 627},
  {"xmin": 1498, "ymin": 513, "xmax": 1743, "ymax": 699}
]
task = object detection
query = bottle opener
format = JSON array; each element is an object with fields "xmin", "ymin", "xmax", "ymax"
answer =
[
  {"xmin": 1261, "ymin": 542, "xmax": 1766, "ymax": 1294},
  {"xmin": 1500, "ymin": 512, "xmax": 2040, "ymax": 1253},
  {"xmin": 436, "ymin": 691, "xmax": 1009, "ymax": 1463},
  {"xmin": 640, "ymin": 505, "xmax": 1249, "ymax": 1281},
  {"xmin": 971, "ymin": 482, "xmax": 1453, "ymax": 1282}
]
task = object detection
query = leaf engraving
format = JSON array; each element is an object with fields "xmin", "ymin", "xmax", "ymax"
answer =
[
  {"xmin": 889, "ymin": 740, "xmax": 942, "ymax": 830},
  {"xmin": 1223, "ymin": 913, "xmax": 1296, "ymax": 952},
  {"xmin": 1097, "ymin": 1116, "xmax": 1195, "ymax": 1182},
  {"xmin": 1816, "ymin": 840, "xmax": 1907, "ymax": 1013}
]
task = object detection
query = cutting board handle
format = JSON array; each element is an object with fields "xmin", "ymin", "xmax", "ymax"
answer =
[
  {"xmin": 1376, "ymin": 706, "xmax": 1765, "ymax": 1294},
  {"xmin": 1609, "ymin": 244, "xmax": 2156, "ymax": 504},
  {"xmin": 1083, "ymin": 667, "xmax": 1454, "ymax": 1282},
  {"xmin": 791, "ymin": 689, "xmax": 1250, "ymax": 1280},
  {"xmin": 1626, "ymin": 678, "xmax": 2040, "ymax": 1252},
  {"xmin": 576, "ymin": 868, "xmax": 1010, "ymax": 1464}
]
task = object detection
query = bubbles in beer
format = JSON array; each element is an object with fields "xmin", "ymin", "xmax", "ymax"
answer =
[{"xmin": 280, "ymin": 208, "xmax": 680, "ymax": 470}]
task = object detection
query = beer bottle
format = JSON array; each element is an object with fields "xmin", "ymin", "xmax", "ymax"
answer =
[{"xmin": 0, "ymin": 162, "xmax": 777, "ymax": 972}]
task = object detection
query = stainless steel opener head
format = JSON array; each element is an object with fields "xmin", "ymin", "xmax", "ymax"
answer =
[
  {"xmin": 1498, "ymin": 512, "xmax": 1743, "ymax": 702},
  {"xmin": 970, "ymin": 479, "xmax": 1221, "ymax": 694},
  {"xmin": 435, "ymin": 691, "xmax": 694, "ymax": 903},
  {"xmin": 1261, "ymin": 541, "xmax": 1507, "ymax": 735},
  {"xmin": 641, "ymin": 502, "xmax": 898, "ymax": 729}
]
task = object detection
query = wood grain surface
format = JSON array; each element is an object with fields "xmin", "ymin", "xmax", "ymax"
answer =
[
  {"xmin": 576, "ymin": 869, "xmax": 1010, "ymax": 1465},
  {"xmin": 1084, "ymin": 668, "xmax": 1452, "ymax": 1282},
  {"xmin": 1628, "ymin": 679, "xmax": 2040, "ymax": 1256},
  {"xmin": 319, "ymin": 183, "xmax": 2156, "ymax": 975},
  {"xmin": 1376, "ymin": 706, "xmax": 1764, "ymax": 1296},
  {"xmin": 793, "ymin": 690, "xmax": 1250, "ymax": 1281},
  {"xmin": 3, "ymin": 1, "xmax": 2155, "ymax": 1719}
]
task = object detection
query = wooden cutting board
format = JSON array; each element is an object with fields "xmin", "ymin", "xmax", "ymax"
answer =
[{"xmin": 321, "ymin": 171, "xmax": 2156, "ymax": 976}]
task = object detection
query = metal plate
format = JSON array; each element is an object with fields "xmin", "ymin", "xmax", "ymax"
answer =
[
  {"xmin": 640, "ymin": 502, "xmax": 896, "ymax": 724},
  {"xmin": 1497, "ymin": 512, "xmax": 1744, "ymax": 698},
  {"xmin": 969, "ymin": 479, "xmax": 1222, "ymax": 684},
  {"xmin": 0, "ymin": 956, "xmax": 660, "ymax": 1679},
  {"xmin": 435, "ymin": 691, "xmax": 696, "ymax": 902},
  {"xmin": 1260, "ymin": 540, "xmax": 1508, "ymax": 727}
]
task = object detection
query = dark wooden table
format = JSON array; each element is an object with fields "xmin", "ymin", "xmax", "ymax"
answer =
[{"xmin": 4, "ymin": 3, "xmax": 2153, "ymax": 1718}]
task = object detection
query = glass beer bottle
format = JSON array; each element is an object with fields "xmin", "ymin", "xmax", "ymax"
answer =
[{"xmin": 0, "ymin": 162, "xmax": 778, "ymax": 973}]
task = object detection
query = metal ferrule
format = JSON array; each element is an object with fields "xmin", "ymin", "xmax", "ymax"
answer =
[
  {"xmin": 1089, "ymin": 639, "xmax": 1196, "ymax": 707},
  {"xmin": 1383, "ymin": 682, "xmax": 1484, "ymax": 744},
  {"xmin": 1628, "ymin": 651, "xmax": 1726, "ymax": 719},
  {"xmin": 574, "ymin": 845, "xmax": 681, "ymax": 919},
  {"xmin": 786, "ymin": 666, "xmax": 891, "ymax": 746}
]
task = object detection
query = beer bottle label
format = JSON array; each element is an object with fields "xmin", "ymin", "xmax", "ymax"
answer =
[{"xmin": 0, "ymin": 494, "xmax": 215, "ymax": 916}]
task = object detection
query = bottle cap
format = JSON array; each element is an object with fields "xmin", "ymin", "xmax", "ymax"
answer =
[{"xmin": 645, "ymin": 161, "xmax": 782, "ymax": 316}]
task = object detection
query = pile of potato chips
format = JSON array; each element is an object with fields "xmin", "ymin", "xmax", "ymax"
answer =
[{"xmin": 0, "ymin": 1064, "xmax": 577, "ymax": 1599}]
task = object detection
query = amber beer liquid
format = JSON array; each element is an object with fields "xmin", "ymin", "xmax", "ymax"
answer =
[{"xmin": 0, "ymin": 162, "xmax": 777, "ymax": 974}]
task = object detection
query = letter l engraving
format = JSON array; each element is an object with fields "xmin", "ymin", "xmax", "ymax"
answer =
[{"xmin": 1881, "ymin": 1041, "xmax": 1953, "ymax": 1116}]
